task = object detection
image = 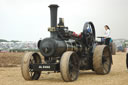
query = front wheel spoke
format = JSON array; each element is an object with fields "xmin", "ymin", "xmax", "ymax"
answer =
[
  {"xmin": 72, "ymin": 57, "xmax": 76, "ymax": 64},
  {"xmin": 69, "ymin": 71, "xmax": 72, "ymax": 76},
  {"xmin": 29, "ymin": 68, "xmax": 33, "ymax": 72},
  {"xmin": 69, "ymin": 62, "xmax": 73, "ymax": 68},
  {"xmin": 29, "ymin": 69, "xmax": 31, "ymax": 72},
  {"xmin": 29, "ymin": 71, "xmax": 34, "ymax": 77},
  {"xmin": 70, "ymin": 71, "xmax": 75, "ymax": 79},
  {"xmin": 73, "ymin": 66, "xmax": 78, "ymax": 72},
  {"xmin": 30, "ymin": 72, "xmax": 32, "ymax": 76},
  {"xmin": 73, "ymin": 68, "xmax": 78, "ymax": 72}
]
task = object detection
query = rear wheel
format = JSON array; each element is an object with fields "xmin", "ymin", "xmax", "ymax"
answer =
[
  {"xmin": 93, "ymin": 45, "xmax": 112, "ymax": 74},
  {"xmin": 60, "ymin": 51, "xmax": 79, "ymax": 82},
  {"xmin": 21, "ymin": 52, "xmax": 42, "ymax": 80}
]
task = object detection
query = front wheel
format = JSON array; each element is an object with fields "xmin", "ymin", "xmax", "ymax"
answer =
[
  {"xmin": 21, "ymin": 52, "xmax": 42, "ymax": 80},
  {"xmin": 60, "ymin": 51, "xmax": 79, "ymax": 82}
]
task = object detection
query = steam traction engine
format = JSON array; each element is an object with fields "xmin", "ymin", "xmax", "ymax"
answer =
[{"xmin": 21, "ymin": 4, "xmax": 112, "ymax": 82}]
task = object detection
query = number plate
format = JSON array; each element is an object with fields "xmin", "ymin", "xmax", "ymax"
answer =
[{"xmin": 38, "ymin": 65, "xmax": 51, "ymax": 69}]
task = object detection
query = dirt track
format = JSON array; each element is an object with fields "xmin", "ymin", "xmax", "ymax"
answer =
[{"xmin": 0, "ymin": 52, "xmax": 128, "ymax": 85}]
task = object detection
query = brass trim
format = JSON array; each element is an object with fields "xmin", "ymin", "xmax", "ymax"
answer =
[{"xmin": 48, "ymin": 27, "xmax": 56, "ymax": 32}]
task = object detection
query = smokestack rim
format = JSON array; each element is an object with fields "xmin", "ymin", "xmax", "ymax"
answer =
[{"xmin": 48, "ymin": 4, "xmax": 59, "ymax": 8}]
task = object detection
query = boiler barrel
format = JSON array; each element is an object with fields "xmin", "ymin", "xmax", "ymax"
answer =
[
  {"xmin": 38, "ymin": 38, "xmax": 66, "ymax": 57},
  {"xmin": 38, "ymin": 38, "xmax": 82, "ymax": 57}
]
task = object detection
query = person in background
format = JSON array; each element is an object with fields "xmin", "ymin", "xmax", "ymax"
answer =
[
  {"xmin": 102, "ymin": 25, "xmax": 112, "ymax": 43},
  {"xmin": 104, "ymin": 25, "xmax": 111, "ymax": 38}
]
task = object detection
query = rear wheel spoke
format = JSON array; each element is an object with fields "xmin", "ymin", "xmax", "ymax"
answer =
[
  {"xmin": 103, "ymin": 66, "xmax": 108, "ymax": 73},
  {"xmin": 104, "ymin": 62, "xmax": 109, "ymax": 67}
]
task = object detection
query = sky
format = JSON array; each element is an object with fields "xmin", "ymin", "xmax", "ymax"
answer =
[{"xmin": 0, "ymin": 0, "xmax": 128, "ymax": 41}]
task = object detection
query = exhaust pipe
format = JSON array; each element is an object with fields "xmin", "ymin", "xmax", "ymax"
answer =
[{"xmin": 48, "ymin": 4, "xmax": 59, "ymax": 27}]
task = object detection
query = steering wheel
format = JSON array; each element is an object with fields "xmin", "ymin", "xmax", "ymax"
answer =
[{"xmin": 82, "ymin": 22, "xmax": 95, "ymax": 49}]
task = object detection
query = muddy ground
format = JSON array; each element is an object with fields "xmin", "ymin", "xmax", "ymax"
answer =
[{"xmin": 0, "ymin": 52, "xmax": 128, "ymax": 85}]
